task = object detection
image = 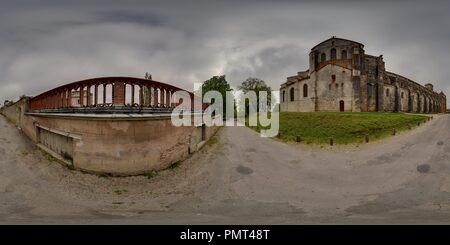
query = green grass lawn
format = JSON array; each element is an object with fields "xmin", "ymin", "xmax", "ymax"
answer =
[{"xmin": 249, "ymin": 112, "xmax": 431, "ymax": 145}]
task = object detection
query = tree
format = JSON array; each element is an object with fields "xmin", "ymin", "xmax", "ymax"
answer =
[
  {"xmin": 141, "ymin": 72, "xmax": 153, "ymax": 105},
  {"xmin": 238, "ymin": 77, "xmax": 272, "ymax": 115},
  {"xmin": 19, "ymin": 94, "xmax": 31, "ymax": 103},
  {"xmin": 200, "ymin": 75, "xmax": 233, "ymax": 118},
  {"xmin": 3, "ymin": 100, "xmax": 13, "ymax": 107}
]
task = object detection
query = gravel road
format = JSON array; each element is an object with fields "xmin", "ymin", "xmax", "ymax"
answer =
[{"xmin": 1, "ymin": 114, "xmax": 450, "ymax": 224}]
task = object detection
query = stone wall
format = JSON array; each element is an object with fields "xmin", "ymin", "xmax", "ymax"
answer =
[
  {"xmin": 1, "ymin": 98, "xmax": 37, "ymax": 141},
  {"xmin": 315, "ymin": 65, "xmax": 354, "ymax": 112},
  {"xmin": 280, "ymin": 77, "xmax": 315, "ymax": 112},
  {"xmin": 1, "ymin": 101, "xmax": 219, "ymax": 176},
  {"xmin": 381, "ymin": 84, "xmax": 396, "ymax": 112},
  {"xmin": 383, "ymin": 71, "xmax": 446, "ymax": 113}
]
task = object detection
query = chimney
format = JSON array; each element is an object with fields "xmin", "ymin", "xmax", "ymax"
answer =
[{"xmin": 425, "ymin": 83, "xmax": 434, "ymax": 91}]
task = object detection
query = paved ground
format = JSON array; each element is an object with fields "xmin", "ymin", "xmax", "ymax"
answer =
[{"xmin": 1, "ymin": 114, "xmax": 450, "ymax": 224}]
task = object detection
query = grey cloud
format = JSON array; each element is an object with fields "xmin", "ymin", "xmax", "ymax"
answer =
[{"xmin": 0, "ymin": 0, "xmax": 449, "ymax": 106}]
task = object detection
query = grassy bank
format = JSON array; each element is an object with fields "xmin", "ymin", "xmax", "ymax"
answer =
[{"xmin": 250, "ymin": 112, "xmax": 431, "ymax": 145}]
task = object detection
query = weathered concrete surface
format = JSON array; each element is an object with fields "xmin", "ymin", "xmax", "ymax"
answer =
[
  {"xmin": 1, "ymin": 98, "xmax": 218, "ymax": 175},
  {"xmin": 1, "ymin": 114, "xmax": 450, "ymax": 224}
]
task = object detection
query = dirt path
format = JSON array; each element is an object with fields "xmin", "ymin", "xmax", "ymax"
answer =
[{"xmin": 1, "ymin": 114, "xmax": 450, "ymax": 224}]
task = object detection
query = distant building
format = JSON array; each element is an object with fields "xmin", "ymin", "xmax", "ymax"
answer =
[
  {"xmin": 280, "ymin": 37, "xmax": 447, "ymax": 113},
  {"xmin": 70, "ymin": 90, "xmax": 92, "ymax": 107}
]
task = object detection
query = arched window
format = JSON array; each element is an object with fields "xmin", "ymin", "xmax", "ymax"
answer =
[
  {"xmin": 330, "ymin": 48, "xmax": 336, "ymax": 60},
  {"xmin": 321, "ymin": 53, "xmax": 326, "ymax": 62},
  {"xmin": 303, "ymin": 84, "xmax": 308, "ymax": 98},
  {"xmin": 341, "ymin": 50, "xmax": 347, "ymax": 59},
  {"xmin": 290, "ymin": 88, "xmax": 295, "ymax": 101},
  {"xmin": 386, "ymin": 88, "xmax": 390, "ymax": 97},
  {"xmin": 282, "ymin": 91, "xmax": 286, "ymax": 102}
]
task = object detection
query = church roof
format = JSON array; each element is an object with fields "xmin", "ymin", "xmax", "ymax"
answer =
[{"xmin": 311, "ymin": 36, "xmax": 364, "ymax": 51}]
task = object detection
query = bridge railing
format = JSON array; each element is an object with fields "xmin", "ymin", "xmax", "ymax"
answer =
[{"xmin": 28, "ymin": 77, "xmax": 205, "ymax": 112}]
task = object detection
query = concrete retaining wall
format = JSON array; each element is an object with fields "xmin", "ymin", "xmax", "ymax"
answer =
[{"xmin": 1, "ymin": 101, "xmax": 219, "ymax": 176}]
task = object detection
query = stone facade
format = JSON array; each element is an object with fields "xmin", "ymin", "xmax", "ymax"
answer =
[{"xmin": 280, "ymin": 37, "xmax": 447, "ymax": 113}]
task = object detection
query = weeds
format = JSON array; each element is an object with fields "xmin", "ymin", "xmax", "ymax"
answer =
[
  {"xmin": 113, "ymin": 189, "xmax": 128, "ymax": 195},
  {"xmin": 169, "ymin": 161, "xmax": 181, "ymax": 169},
  {"xmin": 142, "ymin": 170, "xmax": 157, "ymax": 179}
]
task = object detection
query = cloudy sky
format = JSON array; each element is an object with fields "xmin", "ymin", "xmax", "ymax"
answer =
[{"xmin": 1, "ymin": 0, "xmax": 449, "ymax": 105}]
